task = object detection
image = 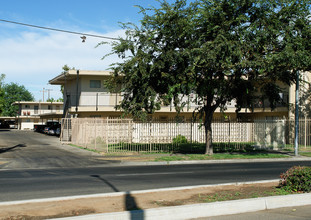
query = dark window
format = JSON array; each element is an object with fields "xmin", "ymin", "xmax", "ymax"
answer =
[
  {"xmin": 90, "ymin": 80, "xmax": 101, "ymax": 88},
  {"xmin": 34, "ymin": 105, "xmax": 38, "ymax": 114}
]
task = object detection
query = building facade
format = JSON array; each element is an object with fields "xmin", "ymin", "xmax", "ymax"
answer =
[
  {"xmin": 14, "ymin": 101, "xmax": 63, "ymax": 130},
  {"xmin": 49, "ymin": 69, "xmax": 305, "ymax": 121}
]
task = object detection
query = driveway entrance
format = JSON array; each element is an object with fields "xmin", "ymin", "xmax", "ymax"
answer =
[{"xmin": 0, "ymin": 129, "xmax": 111, "ymax": 169}]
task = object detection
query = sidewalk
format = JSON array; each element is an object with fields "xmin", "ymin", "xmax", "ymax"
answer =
[
  {"xmin": 196, "ymin": 205, "xmax": 311, "ymax": 220},
  {"xmin": 51, "ymin": 194, "xmax": 311, "ymax": 220}
]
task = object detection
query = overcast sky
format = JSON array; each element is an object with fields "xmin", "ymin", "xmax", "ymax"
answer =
[{"xmin": 0, "ymin": 0, "xmax": 166, "ymax": 101}]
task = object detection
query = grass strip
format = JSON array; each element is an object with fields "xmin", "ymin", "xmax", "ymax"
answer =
[{"xmin": 154, "ymin": 153, "xmax": 289, "ymax": 161}]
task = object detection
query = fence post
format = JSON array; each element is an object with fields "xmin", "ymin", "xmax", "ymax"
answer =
[
  {"xmin": 60, "ymin": 118, "xmax": 64, "ymax": 142},
  {"xmin": 106, "ymin": 118, "xmax": 109, "ymax": 153},
  {"xmin": 149, "ymin": 119, "xmax": 152, "ymax": 152},
  {"xmin": 67, "ymin": 118, "xmax": 69, "ymax": 142},
  {"xmin": 190, "ymin": 119, "xmax": 193, "ymax": 144},
  {"xmin": 83, "ymin": 119, "xmax": 86, "ymax": 148},
  {"xmin": 94, "ymin": 118, "xmax": 97, "ymax": 151},
  {"xmin": 305, "ymin": 117, "xmax": 307, "ymax": 149}
]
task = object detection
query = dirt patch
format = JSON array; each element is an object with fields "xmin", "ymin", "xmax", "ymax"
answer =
[{"xmin": 0, "ymin": 181, "xmax": 286, "ymax": 220}]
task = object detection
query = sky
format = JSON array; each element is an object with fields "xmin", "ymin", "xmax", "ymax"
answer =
[{"xmin": 0, "ymin": 0, "xmax": 167, "ymax": 101}]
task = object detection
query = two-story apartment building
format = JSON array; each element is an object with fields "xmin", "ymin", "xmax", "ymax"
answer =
[
  {"xmin": 13, "ymin": 101, "xmax": 63, "ymax": 130},
  {"xmin": 49, "ymin": 69, "xmax": 299, "ymax": 121}
]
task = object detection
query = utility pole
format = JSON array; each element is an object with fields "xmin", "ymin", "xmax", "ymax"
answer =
[
  {"xmin": 45, "ymin": 89, "xmax": 53, "ymax": 101},
  {"xmin": 40, "ymin": 88, "xmax": 46, "ymax": 102}
]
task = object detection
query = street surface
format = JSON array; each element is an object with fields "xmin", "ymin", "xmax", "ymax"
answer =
[
  {"xmin": 1, "ymin": 129, "xmax": 311, "ymax": 203},
  {"xmin": 2, "ymin": 161, "xmax": 311, "ymax": 202}
]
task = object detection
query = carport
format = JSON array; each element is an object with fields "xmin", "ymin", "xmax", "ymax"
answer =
[
  {"xmin": 39, "ymin": 113, "xmax": 63, "ymax": 122},
  {"xmin": 35, "ymin": 113, "xmax": 63, "ymax": 133},
  {"xmin": 0, "ymin": 116, "xmax": 16, "ymax": 128}
]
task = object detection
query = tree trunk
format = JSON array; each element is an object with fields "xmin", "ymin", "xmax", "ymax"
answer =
[{"xmin": 204, "ymin": 112, "xmax": 213, "ymax": 155}]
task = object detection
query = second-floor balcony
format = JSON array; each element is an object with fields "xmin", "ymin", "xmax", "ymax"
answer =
[
  {"xmin": 64, "ymin": 92, "xmax": 252, "ymax": 113},
  {"xmin": 65, "ymin": 92, "xmax": 289, "ymax": 113}
]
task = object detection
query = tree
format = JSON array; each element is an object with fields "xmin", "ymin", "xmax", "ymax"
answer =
[
  {"xmin": 2, "ymin": 83, "xmax": 34, "ymax": 116},
  {"xmin": 60, "ymin": 64, "xmax": 75, "ymax": 95},
  {"xmin": 46, "ymin": 98, "xmax": 56, "ymax": 102},
  {"xmin": 104, "ymin": 0, "xmax": 311, "ymax": 154},
  {"xmin": 46, "ymin": 97, "xmax": 63, "ymax": 102}
]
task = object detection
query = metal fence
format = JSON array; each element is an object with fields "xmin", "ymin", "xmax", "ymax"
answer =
[{"xmin": 60, "ymin": 118, "xmax": 311, "ymax": 153}]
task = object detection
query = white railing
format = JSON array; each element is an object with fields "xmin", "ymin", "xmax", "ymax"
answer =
[
  {"xmin": 60, "ymin": 118, "xmax": 311, "ymax": 153},
  {"xmin": 65, "ymin": 93, "xmax": 202, "ymax": 111}
]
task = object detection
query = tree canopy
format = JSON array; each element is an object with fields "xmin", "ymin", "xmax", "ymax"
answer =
[
  {"xmin": 1, "ymin": 82, "xmax": 34, "ymax": 117},
  {"xmin": 46, "ymin": 97, "xmax": 63, "ymax": 102},
  {"xmin": 104, "ymin": 0, "xmax": 311, "ymax": 154}
]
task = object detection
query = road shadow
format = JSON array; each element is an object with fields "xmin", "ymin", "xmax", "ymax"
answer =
[
  {"xmin": 90, "ymin": 174, "xmax": 120, "ymax": 192},
  {"xmin": 0, "ymin": 144, "xmax": 26, "ymax": 154},
  {"xmin": 90, "ymin": 174, "xmax": 145, "ymax": 220}
]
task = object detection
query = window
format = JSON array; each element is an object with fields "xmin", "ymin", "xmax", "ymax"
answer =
[
  {"xmin": 25, "ymin": 105, "xmax": 30, "ymax": 109},
  {"xmin": 48, "ymin": 105, "xmax": 51, "ymax": 110},
  {"xmin": 90, "ymin": 80, "xmax": 101, "ymax": 88},
  {"xmin": 34, "ymin": 105, "xmax": 38, "ymax": 114}
]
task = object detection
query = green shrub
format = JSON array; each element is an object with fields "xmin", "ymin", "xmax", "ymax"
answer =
[
  {"xmin": 172, "ymin": 135, "xmax": 188, "ymax": 144},
  {"xmin": 279, "ymin": 166, "xmax": 311, "ymax": 192}
]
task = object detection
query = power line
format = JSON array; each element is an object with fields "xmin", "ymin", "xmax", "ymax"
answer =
[{"xmin": 0, "ymin": 18, "xmax": 119, "ymax": 41}]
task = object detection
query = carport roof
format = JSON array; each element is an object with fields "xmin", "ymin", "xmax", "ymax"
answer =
[
  {"xmin": 0, "ymin": 116, "xmax": 16, "ymax": 120},
  {"xmin": 39, "ymin": 113, "xmax": 63, "ymax": 120},
  {"xmin": 13, "ymin": 101, "xmax": 63, "ymax": 105}
]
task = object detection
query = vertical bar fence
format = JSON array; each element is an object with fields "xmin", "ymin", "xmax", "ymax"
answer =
[{"xmin": 60, "ymin": 118, "xmax": 311, "ymax": 153}]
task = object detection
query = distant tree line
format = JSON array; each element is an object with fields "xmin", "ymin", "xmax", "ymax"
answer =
[{"xmin": 0, "ymin": 74, "xmax": 34, "ymax": 117}]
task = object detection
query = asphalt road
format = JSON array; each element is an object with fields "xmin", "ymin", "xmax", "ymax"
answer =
[
  {"xmin": 2, "ymin": 161, "xmax": 311, "ymax": 202},
  {"xmin": 1, "ymin": 129, "xmax": 311, "ymax": 203}
]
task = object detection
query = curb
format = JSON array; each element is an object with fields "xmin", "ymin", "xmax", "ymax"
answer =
[
  {"xmin": 117, "ymin": 156, "xmax": 311, "ymax": 166},
  {"xmin": 50, "ymin": 193, "xmax": 311, "ymax": 220}
]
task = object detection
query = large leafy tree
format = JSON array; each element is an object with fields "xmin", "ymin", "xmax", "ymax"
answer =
[
  {"xmin": 104, "ymin": 0, "xmax": 311, "ymax": 154},
  {"xmin": 2, "ymin": 83, "xmax": 34, "ymax": 116}
]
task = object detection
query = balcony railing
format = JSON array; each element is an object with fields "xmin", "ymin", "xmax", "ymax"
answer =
[
  {"xmin": 66, "ymin": 93, "xmax": 203, "ymax": 111},
  {"xmin": 65, "ymin": 92, "xmax": 288, "ymax": 113}
]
